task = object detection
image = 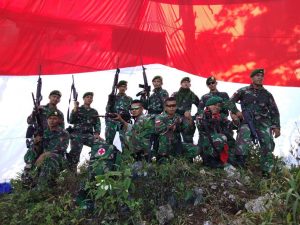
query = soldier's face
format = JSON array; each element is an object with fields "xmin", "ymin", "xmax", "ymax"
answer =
[
  {"xmin": 181, "ymin": 81, "xmax": 191, "ymax": 89},
  {"xmin": 83, "ymin": 95, "xmax": 93, "ymax": 105},
  {"xmin": 47, "ymin": 116, "xmax": 59, "ymax": 128},
  {"xmin": 165, "ymin": 100, "xmax": 177, "ymax": 116},
  {"xmin": 49, "ymin": 94, "xmax": 61, "ymax": 105},
  {"xmin": 118, "ymin": 85, "xmax": 127, "ymax": 94},
  {"xmin": 130, "ymin": 103, "xmax": 143, "ymax": 117},
  {"xmin": 251, "ymin": 73, "xmax": 264, "ymax": 86},
  {"xmin": 207, "ymin": 81, "xmax": 217, "ymax": 91},
  {"xmin": 208, "ymin": 103, "xmax": 220, "ymax": 114},
  {"xmin": 152, "ymin": 79, "xmax": 162, "ymax": 89}
]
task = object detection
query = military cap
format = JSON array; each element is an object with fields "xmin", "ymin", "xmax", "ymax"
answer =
[
  {"xmin": 49, "ymin": 90, "xmax": 62, "ymax": 97},
  {"xmin": 83, "ymin": 92, "xmax": 94, "ymax": 98},
  {"xmin": 117, "ymin": 80, "xmax": 128, "ymax": 87},
  {"xmin": 152, "ymin": 75, "xmax": 163, "ymax": 82},
  {"xmin": 181, "ymin": 77, "xmax": 191, "ymax": 83},
  {"xmin": 250, "ymin": 69, "xmax": 264, "ymax": 77},
  {"xmin": 206, "ymin": 76, "xmax": 217, "ymax": 85},
  {"xmin": 205, "ymin": 96, "xmax": 223, "ymax": 107},
  {"xmin": 47, "ymin": 111, "xmax": 59, "ymax": 118}
]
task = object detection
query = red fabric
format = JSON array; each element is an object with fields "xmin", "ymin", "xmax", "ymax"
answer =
[
  {"xmin": 220, "ymin": 143, "xmax": 229, "ymax": 164},
  {"xmin": 0, "ymin": 0, "xmax": 299, "ymax": 86}
]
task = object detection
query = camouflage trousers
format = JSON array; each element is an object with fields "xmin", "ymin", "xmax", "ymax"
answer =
[
  {"xmin": 105, "ymin": 120, "xmax": 125, "ymax": 148},
  {"xmin": 198, "ymin": 132, "xmax": 229, "ymax": 167},
  {"xmin": 68, "ymin": 132, "xmax": 95, "ymax": 167},
  {"xmin": 235, "ymin": 123, "xmax": 275, "ymax": 172}
]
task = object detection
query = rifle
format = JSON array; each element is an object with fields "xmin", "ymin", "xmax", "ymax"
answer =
[
  {"xmin": 240, "ymin": 102, "xmax": 261, "ymax": 146},
  {"xmin": 26, "ymin": 66, "xmax": 43, "ymax": 139},
  {"xmin": 136, "ymin": 62, "xmax": 151, "ymax": 105},
  {"xmin": 107, "ymin": 60, "xmax": 120, "ymax": 114},
  {"xmin": 67, "ymin": 75, "xmax": 78, "ymax": 123}
]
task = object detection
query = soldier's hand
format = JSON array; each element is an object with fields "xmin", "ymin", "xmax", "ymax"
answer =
[
  {"xmin": 236, "ymin": 111, "xmax": 243, "ymax": 120},
  {"xmin": 184, "ymin": 111, "xmax": 192, "ymax": 120},
  {"xmin": 272, "ymin": 128, "xmax": 281, "ymax": 138},
  {"xmin": 230, "ymin": 112, "xmax": 239, "ymax": 122},
  {"xmin": 34, "ymin": 135, "xmax": 42, "ymax": 144},
  {"xmin": 112, "ymin": 113, "xmax": 122, "ymax": 121},
  {"xmin": 73, "ymin": 101, "xmax": 79, "ymax": 111}
]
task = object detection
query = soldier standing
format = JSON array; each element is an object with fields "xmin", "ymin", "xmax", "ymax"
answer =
[
  {"xmin": 196, "ymin": 96, "xmax": 239, "ymax": 168},
  {"xmin": 155, "ymin": 97, "xmax": 199, "ymax": 163},
  {"xmin": 24, "ymin": 111, "xmax": 69, "ymax": 188},
  {"xmin": 229, "ymin": 69, "xmax": 281, "ymax": 176},
  {"xmin": 172, "ymin": 77, "xmax": 199, "ymax": 143},
  {"xmin": 68, "ymin": 92, "xmax": 101, "ymax": 172},
  {"xmin": 105, "ymin": 80, "xmax": 132, "ymax": 148}
]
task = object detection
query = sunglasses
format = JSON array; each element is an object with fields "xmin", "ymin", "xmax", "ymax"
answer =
[
  {"xmin": 207, "ymin": 82, "xmax": 216, "ymax": 85},
  {"xmin": 165, "ymin": 104, "xmax": 176, "ymax": 107},
  {"xmin": 130, "ymin": 106, "xmax": 140, "ymax": 111}
]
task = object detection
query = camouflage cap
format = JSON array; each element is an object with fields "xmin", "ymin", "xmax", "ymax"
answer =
[
  {"xmin": 250, "ymin": 69, "xmax": 264, "ymax": 77},
  {"xmin": 83, "ymin": 92, "xmax": 94, "ymax": 98},
  {"xmin": 47, "ymin": 111, "xmax": 59, "ymax": 118},
  {"xmin": 117, "ymin": 80, "xmax": 127, "ymax": 87},
  {"xmin": 152, "ymin": 75, "xmax": 163, "ymax": 82},
  {"xmin": 181, "ymin": 77, "xmax": 191, "ymax": 83},
  {"xmin": 205, "ymin": 96, "xmax": 223, "ymax": 107},
  {"xmin": 206, "ymin": 76, "xmax": 217, "ymax": 85},
  {"xmin": 49, "ymin": 90, "xmax": 62, "ymax": 97}
]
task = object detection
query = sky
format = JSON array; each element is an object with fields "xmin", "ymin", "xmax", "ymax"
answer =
[{"xmin": 0, "ymin": 64, "xmax": 299, "ymax": 181}]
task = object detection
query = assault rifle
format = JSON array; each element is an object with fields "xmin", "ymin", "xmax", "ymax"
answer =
[
  {"xmin": 107, "ymin": 60, "xmax": 120, "ymax": 114},
  {"xmin": 67, "ymin": 75, "xmax": 78, "ymax": 123},
  {"xmin": 136, "ymin": 63, "xmax": 151, "ymax": 105},
  {"xmin": 240, "ymin": 102, "xmax": 261, "ymax": 146},
  {"xmin": 26, "ymin": 65, "xmax": 43, "ymax": 142}
]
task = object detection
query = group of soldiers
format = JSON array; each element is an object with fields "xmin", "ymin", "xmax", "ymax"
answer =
[{"xmin": 22, "ymin": 68, "xmax": 281, "ymax": 188}]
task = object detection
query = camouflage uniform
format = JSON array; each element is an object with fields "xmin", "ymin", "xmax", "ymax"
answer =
[
  {"xmin": 198, "ymin": 91, "xmax": 237, "ymax": 161},
  {"xmin": 143, "ymin": 87, "xmax": 169, "ymax": 114},
  {"xmin": 196, "ymin": 108, "xmax": 236, "ymax": 168},
  {"xmin": 229, "ymin": 84, "xmax": 280, "ymax": 173},
  {"xmin": 24, "ymin": 127, "xmax": 69, "ymax": 186},
  {"xmin": 105, "ymin": 93, "xmax": 132, "ymax": 147},
  {"xmin": 172, "ymin": 88, "xmax": 199, "ymax": 143},
  {"xmin": 125, "ymin": 114, "xmax": 155, "ymax": 160},
  {"xmin": 27, "ymin": 103, "xmax": 65, "ymax": 130},
  {"xmin": 68, "ymin": 105, "xmax": 101, "ymax": 168},
  {"xmin": 155, "ymin": 112, "xmax": 199, "ymax": 161}
]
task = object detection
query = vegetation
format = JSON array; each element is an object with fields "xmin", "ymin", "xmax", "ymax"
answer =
[{"xmin": 0, "ymin": 149, "xmax": 300, "ymax": 225}]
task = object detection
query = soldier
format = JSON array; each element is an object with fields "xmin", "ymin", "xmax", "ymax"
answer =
[
  {"xmin": 155, "ymin": 97, "xmax": 199, "ymax": 163},
  {"xmin": 228, "ymin": 69, "xmax": 281, "ymax": 176},
  {"xmin": 105, "ymin": 80, "xmax": 132, "ymax": 148},
  {"xmin": 24, "ymin": 111, "xmax": 69, "ymax": 188},
  {"xmin": 197, "ymin": 76, "xmax": 237, "ymax": 163},
  {"xmin": 23, "ymin": 90, "xmax": 65, "ymax": 180},
  {"xmin": 172, "ymin": 77, "xmax": 199, "ymax": 143},
  {"xmin": 115, "ymin": 99, "xmax": 154, "ymax": 161},
  {"xmin": 196, "ymin": 96, "xmax": 239, "ymax": 168},
  {"xmin": 68, "ymin": 92, "xmax": 101, "ymax": 172}
]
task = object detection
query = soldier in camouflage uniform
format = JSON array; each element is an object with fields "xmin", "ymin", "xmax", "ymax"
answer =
[
  {"xmin": 228, "ymin": 69, "xmax": 281, "ymax": 175},
  {"xmin": 115, "ymin": 99, "xmax": 154, "ymax": 161},
  {"xmin": 196, "ymin": 96, "xmax": 239, "ymax": 168},
  {"xmin": 172, "ymin": 77, "xmax": 199, "ymax": 143},
  {"xmin": 24, "ymin": 111, "xmax": 69, "ymax": 187},
  {"xmin": 155, "ymin": 97, "xmax": 199, "ymax": 163},
  {"xmin": 68, "ymin": 92, "xmax": 101, "ymax": 172},
  {"xmin": 105, "ymin": 80, "xmax": 132, "ymax": 148},
  {"xmin": 23, "ymin": 90, "xmax": 65, "ymax": 180},
  {"xmin": 197, "ymin": 76, "xmax": 237, "ymax": 163}
]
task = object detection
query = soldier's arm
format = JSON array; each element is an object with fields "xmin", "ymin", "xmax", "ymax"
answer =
[
  {"xmin": 69, "ymin": 106, "xmax": 79, "ymax": 124},
  {"xmin": 53, "ymin": 131, "xmax": 69, "ymax": 154},
  {"xmin": 93, "ymin": 109, "xmax": 101, "ymax": 135},
  {"xmin": 192, "ymin": 92, "xmax": 200, "ymax": 107},
  {"xmin": 268, "ymin": 93, "xmax": 280, "ymax": 129},
  {"xmin": 155, "ymin": 116, "xmax": 167, "ymax": 134},
  {"xmin": 227, "ymin": 89, "xmax": 242, "ymax": 114}
]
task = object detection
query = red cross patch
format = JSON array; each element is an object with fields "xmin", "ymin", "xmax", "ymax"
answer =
[{"xmin": 97, "ymin": 148, "xmax": 106, "ymax": 156}]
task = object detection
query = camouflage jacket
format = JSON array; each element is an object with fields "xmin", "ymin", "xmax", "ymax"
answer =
[
  {"xmin": 125, "ymin": 114, "xmax": 155, "ymax": 153},
  {"xmin": 143, "ymin": 87, "xmax": 169, "ymax": 114},
  {"xmin": 198, "ymin": 91, "xmax": 231, "ymax": 117},
  {"xmin": 172, "ymin": 88, "xmax": 199, "ymax": 115},
  {"xmin": 155, "ymin": 112, "xmax": 192, "ymax": 144},
  {"xmin": 42, "ymin": 127, "xmax": 69, "ymax": 155},
  {"xmin": 106, "ymin": 93, "xmax": 132, "ymax": 122},
  {"xmin": 70, "ymin": 106, "xmax": 101, "ymax": 134},
  {"xmin": 27, "ymin": 103, "xmax": 65, "ymax": 130},
  {"xmin": 229, "ymin": 84, "xmax": 280, "ymax": 128}
]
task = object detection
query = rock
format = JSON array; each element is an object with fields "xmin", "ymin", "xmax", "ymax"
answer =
[
  {"xmin": 193, "ymin": 187, "xmax": 204, "ymax": 206},
  {"xmin": 245, "ymin": 194, "xmax": 273, "ymax": 213},
  {"xmin": 203, "ymin": 221, "xmax": 213, "ymax": 225},
  {"xmin": 156, "ymin": 204, "xmax": 174, "ymax": 225},
  {"xmin": 224, "ymin": 164, "xmax": 240, "ymax": 179}
]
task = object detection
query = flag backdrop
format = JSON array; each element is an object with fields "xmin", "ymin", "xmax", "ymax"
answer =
[{"xmin": 0, "ymin": 0, "xmax": 299, "ymax": 86}]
